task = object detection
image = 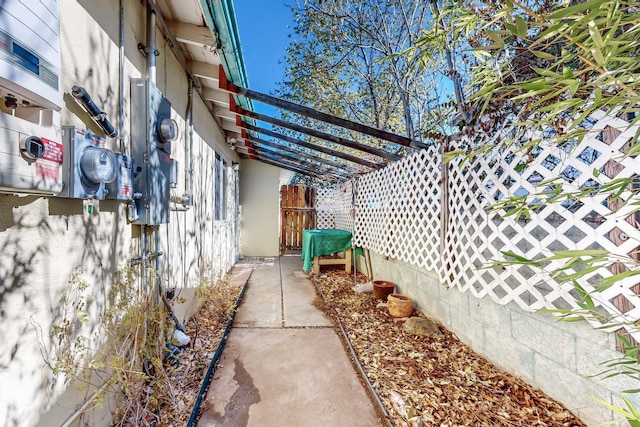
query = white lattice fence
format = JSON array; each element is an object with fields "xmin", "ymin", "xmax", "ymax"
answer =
[
  {"xmin": 442, "ymin": 109, "xmax": 640, "ymax": 333},
  {"xmin": 316, "ymin": 185, "xmax": 336, "ymax": 229},
  {"xmin": 315, "ymin": 182, "xmax": 355, "ymax": 231},
  {"xmin": 335, "ymin": 181, "xmax": 355, "ymax": 232},
  {"xmin": 316, "ymin": 110, "xmax": 640, "ymax": 335},
  {"xmin": 353, "ymin": 147, "xmax": 442, "ymax": 270}
]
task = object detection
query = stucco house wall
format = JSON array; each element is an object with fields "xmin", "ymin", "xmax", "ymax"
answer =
[
  {"xmin": 239, "ymin": 159, "xmax": 281, "ymax": 256},
  {"xmin": 0, "ymin": 1, "xmax": 243, "ymax": 426}
]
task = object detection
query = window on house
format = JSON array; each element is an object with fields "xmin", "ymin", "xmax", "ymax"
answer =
[{"xmin": 215, "ymin": 154, "xmax": 227, "ymax": 221}]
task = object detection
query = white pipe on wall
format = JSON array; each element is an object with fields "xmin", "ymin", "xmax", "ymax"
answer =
[{"xmin": 147, "ymin": 8, "xmax": 156, "ymax": 84}]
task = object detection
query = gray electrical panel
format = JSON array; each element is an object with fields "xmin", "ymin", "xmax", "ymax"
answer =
[{"xmin": 130, "ymin": 79, "xmax": 176, "ymax": 225}]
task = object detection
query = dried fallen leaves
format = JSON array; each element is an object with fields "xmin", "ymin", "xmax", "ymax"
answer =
[
  {"xmin": 112, "ymin": 280, "xmax": 243, "ymax": 427},
  {"xmin": 313, "ymin": 268, "xmax": 585, "ymax": 427},
  {"xmin": 161, "ymin": 281, "xmax": 244, "ymax": 426}
]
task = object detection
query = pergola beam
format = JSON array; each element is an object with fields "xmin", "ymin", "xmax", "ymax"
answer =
[
  {"xmin": 241, "ymin": 123, "xmax": 382, "ymax": 170},
  {"xmin": 250, "ymin": 145, "xmax": 350, "ymax": 180},
  {"xmin": 219, "ymin": 64, "xmax": 428, "ymax": 149},
  {"xmin": 233, "ymin": 103, "xmax": 402, "ymax": 161},
  {"xmin": 245, "ymin": 134, "xmax": 360, "ymax": 175},
  {"xmin": 243, "ymin": 152, "xmax": 338, "ymax": 183}
]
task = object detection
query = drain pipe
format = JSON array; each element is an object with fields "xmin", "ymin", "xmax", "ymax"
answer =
[{"xmin": 186, "ymin": 278, "xmax": 250, "ymax": 426}]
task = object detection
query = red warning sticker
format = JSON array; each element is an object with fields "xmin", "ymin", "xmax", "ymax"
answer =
[{"xmin": 40, "ymin": 138, "xmax": 64, "ymax": 164}]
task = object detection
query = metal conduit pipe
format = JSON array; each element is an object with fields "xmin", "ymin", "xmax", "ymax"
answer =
[
  {"xmin": 145, "ymin": 5, "xmax": 163, "ymax": 309},
  {"xmin": 118, "ymin": 0, "xmax": 126, "ymax": 154},
  {"xmin": 71, "ymin": 86, "xmax": 117, "ymax": 137},
  {"xmin": 146, "ymin": 0, "xmax": 229, "ymax": 138},
  {"xmin": 153, "ymin": 228, "xmax": 162, "ymax": 306},
  {"xmin": 171, "ymin": 194, "xmax": 191, "ymax": 205},
  {"xmin": 185, "ymin": 79, "xmax": 194, "ymax": 200}
]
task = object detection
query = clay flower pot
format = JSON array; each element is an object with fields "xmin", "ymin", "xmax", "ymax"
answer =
[
  {"xmin": 387, "ymin": 294, "xmax": 413, "ymax": 318},
  {"xmin": 373, "ymin": 280, "xmax": 395, "ymax": 300}
]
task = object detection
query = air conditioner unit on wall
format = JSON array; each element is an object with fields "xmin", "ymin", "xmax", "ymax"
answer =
[{"xmin": 0, "ymin": 0, "xmax": 61, "ymax": 111}]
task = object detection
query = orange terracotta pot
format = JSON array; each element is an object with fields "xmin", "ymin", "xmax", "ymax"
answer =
[
  {"xmin": 387, "ymin": 293, "xmax": 413, "ymax": 318},
  {"xmin": 372, "ymin": 280, "xmax": 395, "ymax": 300}
]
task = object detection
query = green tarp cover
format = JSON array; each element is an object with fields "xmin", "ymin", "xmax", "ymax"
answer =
[{"xmin": 301, "ymin": 229, "xmax": 353, "ymax": 272}]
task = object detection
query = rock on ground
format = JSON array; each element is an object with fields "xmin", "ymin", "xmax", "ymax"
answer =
[{"xmin": 403, "ymin": 317, "xmax": 444, "ymax": 339}]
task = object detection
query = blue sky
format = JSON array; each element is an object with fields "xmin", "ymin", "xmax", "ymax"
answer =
[{"xmin": 234, "ymin": 1, "xmax": 294, "ymax": 115}]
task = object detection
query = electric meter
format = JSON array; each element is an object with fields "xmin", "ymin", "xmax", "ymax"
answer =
[
  {"xmin": 158, "ymin": 117, "xmax": 177, "ymax": 143},
  {"xmin": 19, "ymin": 135, "xmax": 46, "ymax": 162},
  {"xmin": 130, "ymin": 78, "xmax": 174, "ymax": 224},
  {"xmin": 79, "ymin": 146, "xmax": 117, "ymax": 184},
  {"xmin": 0, "ymin": 111, "xmax": 63, "ymax": 195},
  {"xmin": 60, "ymin": 126, "xmax": 121, "ymax": 200}
]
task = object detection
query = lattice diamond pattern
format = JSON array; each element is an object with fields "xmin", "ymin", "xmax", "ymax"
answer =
[
  {"xmin": 440, "ymin": 111, "xmax": 640, "ymax": 333},
  {"xmin": 316, "ymin": 185, "xmax": 337, "ymax": 229},
  {"xmin": 315, "ymin": 110, "xmax": 640, "ymax": 334},
  {"xmin": 352, "ymin": 147, "xmax": 441, "ymax": 270},
  {"xmin": 315, "ymin": 182, "xmax": 355, "ymax": 231}
]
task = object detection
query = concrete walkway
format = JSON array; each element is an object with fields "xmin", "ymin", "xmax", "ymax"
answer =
[{"xmin": 198, "ymin": 255, "xmax": 383, "ymax": 427}]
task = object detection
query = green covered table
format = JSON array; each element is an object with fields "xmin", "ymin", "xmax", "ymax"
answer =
[{"xmin": 301, "ymin": 229, "xmax": 353, "ymax": 274}]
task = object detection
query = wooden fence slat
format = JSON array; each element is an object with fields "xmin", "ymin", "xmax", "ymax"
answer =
[{"xmin": 280, "ymin": 185, "xmax": 316, "ymax": 251}]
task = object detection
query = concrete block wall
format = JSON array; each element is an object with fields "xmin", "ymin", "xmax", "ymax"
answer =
[{"xmin": 366, "ymin": 251, "xmax": 638, "ymax": 425}]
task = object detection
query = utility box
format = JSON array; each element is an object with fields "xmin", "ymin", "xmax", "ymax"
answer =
[
  {"xmin": 130, "ymin": 79, "xmax": 176, "ymax": 225},
  {"xmin": 105, "ymin": 153, "xmax": 134, "ymax": 200},
  {"xmin": 0, "ymin": 0, "xmax": 64, "ymax": 196},
  {"xmin": 0, "ymin": 0, "xmax": 62, "ymax": 111},
  {"xmin": 0, "ymin": 111, "xmax": 63, "ymax": 195},
  {"xmin": 60, "ymin": 126, "xmax": 118, "ymax": 200}
]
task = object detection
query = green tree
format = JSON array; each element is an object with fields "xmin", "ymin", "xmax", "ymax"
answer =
[
  {"xmin": 276, "ymin": 0, "xmax": 453, "ymax": 163},
  {"xmin": 407, "ymin": 0, "xmax": 640, "ymax": 139}
]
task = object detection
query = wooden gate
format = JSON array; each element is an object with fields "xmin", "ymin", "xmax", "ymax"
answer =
[{"xmin": 280, "ymin": 185, "xmax": 316, "ymax": 251}]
